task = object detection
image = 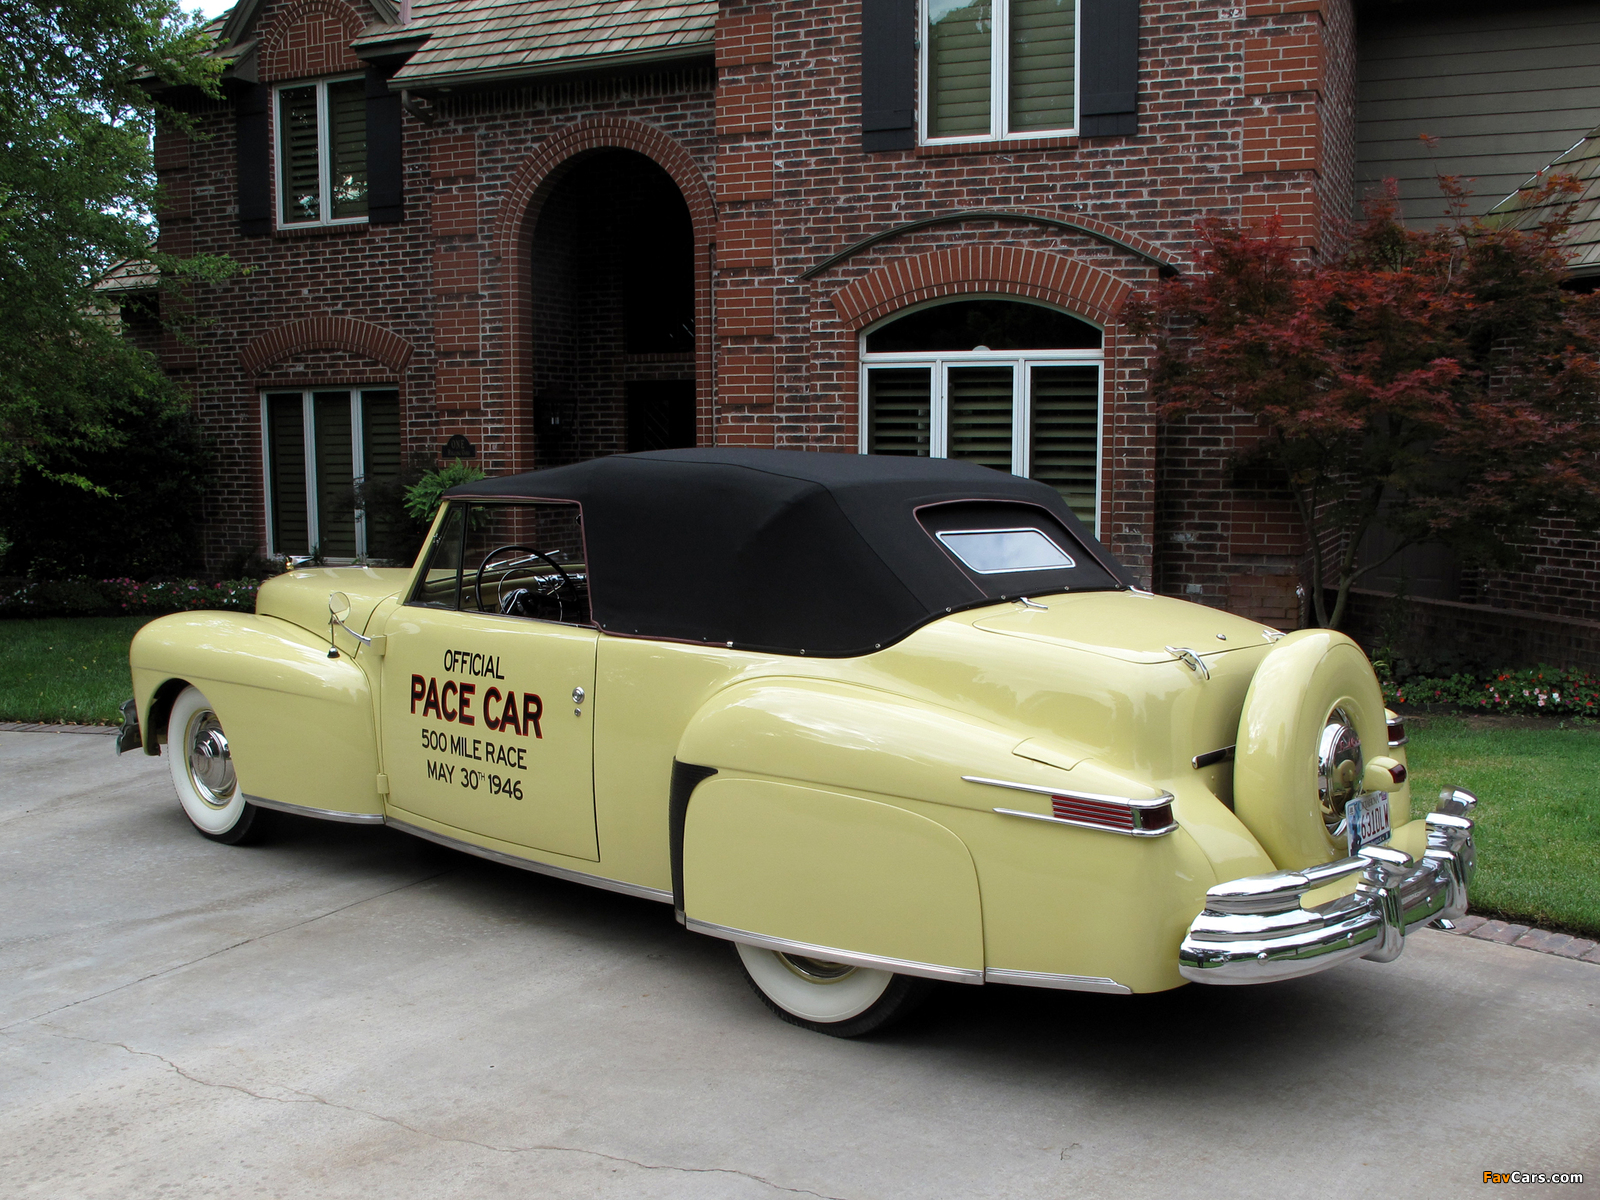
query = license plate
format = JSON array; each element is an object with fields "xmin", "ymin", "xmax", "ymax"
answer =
[{"xmin": 1347, "ymin": 792, "xmax": 1392, "ymax": 855}]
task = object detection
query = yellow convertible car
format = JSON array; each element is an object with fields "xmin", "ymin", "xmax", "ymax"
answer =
[{"xmin": 121, "ymin": 450, "xmax": 1477, "ymax": 1036}]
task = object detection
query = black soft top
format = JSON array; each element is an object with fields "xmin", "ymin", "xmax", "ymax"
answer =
[{"xmin": 447, "ymin": 449, "xmax": 1134, "ymax": 656}]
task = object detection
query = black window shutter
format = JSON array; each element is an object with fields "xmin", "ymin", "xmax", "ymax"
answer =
[
  {"xmin": 1079, "ymin": 0, "xmax": 1139, "ymax": 138},
  {"xmin": 235, "ymin": 82, "xmax": 271, "ymax": 236},
  {"xmin": 861, "ymin": 0, "xmax": 916, "ymax": 152},
  {"xmin": 366, "ymin": 65, "xmax": 404, "ymax": 224}
]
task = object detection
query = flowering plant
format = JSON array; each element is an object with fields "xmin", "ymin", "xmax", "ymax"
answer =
[{"xmin": 1383, "ymin": 665, "xmax": 1600, "ymax": 717}]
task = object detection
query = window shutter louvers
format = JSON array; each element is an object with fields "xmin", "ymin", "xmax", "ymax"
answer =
[
  {"xmin": 235, "ymin": 82, "xmax": 271, "ymax": 236},
  {"xmin": 366, "ymin": 66, "xmax": 404, "ymax": 223},
  {"xmin": 861, "ymin": 0, "xmax": 917, "ymax": 151},
  {"xmin": 1078, "ymin": 0, "xmax": 1139, "ymax": 137}
]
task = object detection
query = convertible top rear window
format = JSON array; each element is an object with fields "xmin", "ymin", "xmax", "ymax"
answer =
[
  {"xmin": 919, "ymin": 500, "xmax": 1119, "ymax": 593},
  {"xmin": 937, "ymin": 529, "xmax": 1072, "ymax": 574},
  {"xmin": 443, "ymin": 450, "xmax": 1133, "ymax": 656}
]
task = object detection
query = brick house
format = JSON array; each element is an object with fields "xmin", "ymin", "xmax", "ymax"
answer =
[{"xmin": 147, "ymin": 0, "xmax": 1600, "ymax": 645}]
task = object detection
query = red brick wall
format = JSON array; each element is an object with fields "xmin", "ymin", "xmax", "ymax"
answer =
[{"xmin": 162, "ymin": 0, "xmax": 1349, "ymax": 622}]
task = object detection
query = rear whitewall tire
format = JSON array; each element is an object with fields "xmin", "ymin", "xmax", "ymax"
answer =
[
  {"xmin": 167, "ymin": 686, "xmax": 261, "ymax": 845},
  {"xmin": 734, "ymin": 942, "xmax": 931, "ymax": 1037}
]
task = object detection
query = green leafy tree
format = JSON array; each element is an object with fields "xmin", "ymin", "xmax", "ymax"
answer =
[
  {"xmin": 1129, "ymin": 179, "xmax": 1600, "ymax": 629},
  {"xmin": 0, "ymin": 0, "xmax": 230, "ymax": 510}
]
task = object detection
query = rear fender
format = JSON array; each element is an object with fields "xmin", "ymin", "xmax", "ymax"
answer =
[{"xmin": 131, "ymin": 611, "xmax": 382, "ymax": 817}]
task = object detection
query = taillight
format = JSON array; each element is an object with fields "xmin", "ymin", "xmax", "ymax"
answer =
[
  {"xmin": 966, "ymin": 776, "xmax": 1180, "ymax": 837},
  {"xmin": 1051, "ymin": 794, "xmax": 1135, "ymax": 830},
  {"xmin": 1387, "ymin": 716, "xmax": 1408, "ymax": 747}
]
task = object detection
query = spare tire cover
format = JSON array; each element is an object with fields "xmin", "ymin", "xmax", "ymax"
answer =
[{"xmin": 1234, "ymin": 629, "xmax": 1392, "ymax": 870}]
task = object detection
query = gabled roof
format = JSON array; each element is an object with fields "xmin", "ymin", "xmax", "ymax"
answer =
[
  {"xmin": 391, "ymin": 0, "xmax": 716, "ymax": 88},
  {"xmin": 1488, "ymin": 127, "xmax": 1600, "ymax": 281}
]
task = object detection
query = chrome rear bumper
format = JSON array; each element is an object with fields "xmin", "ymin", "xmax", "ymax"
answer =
[{"xmin": 1179, "ymin": 788, "xmax": 1477, "ymax": 985}]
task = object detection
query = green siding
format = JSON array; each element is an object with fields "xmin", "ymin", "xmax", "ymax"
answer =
[{"xmin": 1356, "ymin": 0, "xmax": 1600, "ymax": 221}]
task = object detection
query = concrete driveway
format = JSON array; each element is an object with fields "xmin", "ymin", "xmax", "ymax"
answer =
[{"xmin": 3, "ymin": 730, "xmax": 1597, "ymax": 1199}]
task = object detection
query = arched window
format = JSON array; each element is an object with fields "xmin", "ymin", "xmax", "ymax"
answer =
[{"xmin": 860, "ymin": 297, "xmax": 1103, "ymax": 530}]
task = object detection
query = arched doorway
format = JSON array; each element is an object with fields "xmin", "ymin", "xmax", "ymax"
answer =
[
  {"xmin": 529, "ymin": 150, "xmax": 696, "ymax": 466},
  {"xmin": 859, "ymin": 297, "xmax": 1104, "ymax": 530}
]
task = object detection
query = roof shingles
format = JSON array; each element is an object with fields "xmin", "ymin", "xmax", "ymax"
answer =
[
  {"xmin": 1489, "ymin": 127, "xmax": 1600, "ymax": 279},
  {"xmin": 391, "ymin": 0, "xmax": 716, "ymax": 86}
]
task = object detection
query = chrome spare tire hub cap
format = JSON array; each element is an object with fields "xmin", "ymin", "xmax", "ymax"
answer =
[
  {"xmin": 187, "ymin": 712, "xmax": 236, "ymax": 808},
  {"xmin": 1317, "ymin": 707, "xmax": 1363, "ymax": 836}
]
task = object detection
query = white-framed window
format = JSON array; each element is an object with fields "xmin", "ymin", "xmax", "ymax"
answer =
[
  {"xmin": 860, "ymin": 297, "xmax": 1103, "ymax": 531},
  {"xmin": 275, "ymin": 76, "xmax": 368, "ymax": 226},
  {"xmin": 262, "ymin": 389, "xmax": 400, "ymax": 559},
  {"xmin": 921, "ymin": 0, "xmax": 1077, "ymax": 143}
]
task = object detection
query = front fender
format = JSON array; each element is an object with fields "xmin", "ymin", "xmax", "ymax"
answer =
[{"xmin": 131, "ymin": 612, "xmax": 382, "ymax": 817}]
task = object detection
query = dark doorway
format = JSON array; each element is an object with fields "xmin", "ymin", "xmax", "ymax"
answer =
[
  {"xmin": 626, "ymin": 380, "xmax": 697, "ymax": 452},
  {"xmin": 529, "ymin": 150, "xmax": 696, "ymax": 466}
]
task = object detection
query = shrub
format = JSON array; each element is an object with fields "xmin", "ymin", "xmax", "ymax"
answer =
[
  {"xmin": 404, "ymin": 459, "xmax": 487, "ymax": 525},
  {"xmin": 1383, "ymin": 665, "xmax": 1600, "ymax": 718},
  {"xmin": 1, "ymin": 386, "xmax": 213, "ymax": 579},
  {"xmin": 0, "ymin": 577, "xmax": 258, "ymax": 619}
]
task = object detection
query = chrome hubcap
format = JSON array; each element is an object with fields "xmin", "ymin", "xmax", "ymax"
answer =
[
  {"xmin": 1317, "ymin": 707, "xmax": 1363, "ymax": 838},
  {"xmin": 776, "ymin": 953, "xmax": 857, "ymax": 984},
  {"xmin": 187, "ymin": 712, "xmax": 236, "ymax": 808}
]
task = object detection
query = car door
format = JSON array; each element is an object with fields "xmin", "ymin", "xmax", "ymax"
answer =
[{"xmin": 380, "ymin": 499, "xmax": 599, "ymax": 861}]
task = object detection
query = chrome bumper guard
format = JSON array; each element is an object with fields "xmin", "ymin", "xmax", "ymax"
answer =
[{"xmin": 1179, "ymin": 788, "xmax": 1477, "ymax": 985}]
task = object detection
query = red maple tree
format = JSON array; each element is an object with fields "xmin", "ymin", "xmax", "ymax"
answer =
[{"xmin": 1129, "ymin": 179, "xmax": 1600, "ymax": 629}]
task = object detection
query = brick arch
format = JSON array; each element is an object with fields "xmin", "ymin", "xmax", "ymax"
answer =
[
  {"xmin": 257, "ymin": 0, "xmax": 365, "ymax": 82},
  {"xmin": 492, "ymin": 118, "xmax": 715, "ymax": 472},
  {"xmin": 493, "ymin": 118, "xmax": 715, "ymax": 261},
  {"xmin": 830, "ymin": 246, "xmax": 1133, "ymax": 331},
  {"xmin": 239, "ymin": 316, "xmax": 413, "ymax": 374}
]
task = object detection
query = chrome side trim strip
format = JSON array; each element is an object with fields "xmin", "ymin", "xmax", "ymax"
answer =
[
  {"xmin": 683, "ymin": 917, "xmax": 984, "ymax": 985},
  {"xmin": 993, "ymin": 807, "xmax": 1178, "ymax": 838},
  {"xmin": 962, "ymin": 775, "xmax": 1175, "ymax": 809},
  {"xmin": 983, "ymin": 968, "xmax": 1132, "ymax": 995},
  {"xmin": 244, "ymin": 794, "xmax": 386, "ymax": 824},
  {"xmin": 385, "ymin": 818, "xmax": 674, "ymax": 904}
]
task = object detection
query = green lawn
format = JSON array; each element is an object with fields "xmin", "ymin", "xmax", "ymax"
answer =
[
  {"xmin": 0, "ymin": 616, "xmax": 150, "ymax": 724},
  {"xmin": 1404, "ymin": 715, "xmax": 1600, "ymax": 936}
]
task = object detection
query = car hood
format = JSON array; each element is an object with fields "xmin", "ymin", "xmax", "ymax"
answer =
[
  {"xmin": 970, "ymin": 590, "xmax": 1279, "ymax": 663},
  {"xmin": 256, "ymin": 567, "xmax": 412, "ymax": 641}
]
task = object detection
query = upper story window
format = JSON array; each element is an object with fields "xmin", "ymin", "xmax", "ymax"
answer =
[
  {"xmin": 276, "ymin": 77, "xmax": 368, "ymax": 226},
  {"xmin": 923, "ymin": 0, "xmax": 1076, "ymax": 142}
]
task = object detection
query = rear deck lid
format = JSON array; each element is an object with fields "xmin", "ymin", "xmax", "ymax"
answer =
[{"xmin": 971, "ymin": 591, "xmax": 1280, "ymax": 664}]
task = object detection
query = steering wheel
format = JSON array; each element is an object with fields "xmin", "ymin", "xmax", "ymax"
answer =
[{"xmin": 473, "ymin": 544, "xmax": 573, "ymax": 614}]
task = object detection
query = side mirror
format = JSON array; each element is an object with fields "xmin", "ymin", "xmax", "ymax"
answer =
[{"xmin": 326, "ymin": 591, "xmax": 373, "ymax": 658}]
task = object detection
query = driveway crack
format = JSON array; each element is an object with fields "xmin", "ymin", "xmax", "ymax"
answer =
[
  {"xmin": 38, "ymin": 1028, "xmax": 849, "ymax": 1200},
  {"xmin": 2, "ymin": 870, "xmax": 453, "ymax": 1032}
]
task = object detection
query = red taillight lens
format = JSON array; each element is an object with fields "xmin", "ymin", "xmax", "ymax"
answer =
[
  {"xmin": 1387, "ymin": 717, "xmax": 1408, "ymax": 747},
  {"xmin": 1051, "ymin": 794, "xmax": 1136, "ymax": 831},
  {"xmin": 1137, "ymin": 802, "xmax": 1175, "ymax": 833},
  {"xmin": 1387, "ymin": 762, "xmax": 1408, "ymax": 785}
]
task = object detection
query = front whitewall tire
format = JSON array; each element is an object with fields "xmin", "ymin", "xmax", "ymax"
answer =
[{"xmin": 167, "ymin": 686, "xmax": 261, "ymax": 844}]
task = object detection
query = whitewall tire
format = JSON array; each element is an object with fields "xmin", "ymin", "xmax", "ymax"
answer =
[
  {"xmin": 167, "ymin": 686, "xmax": 261, "ymax": 845},
  {"xmin": 734, "ymin": 942, "xmax": 931, "ymax": 1038}
]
